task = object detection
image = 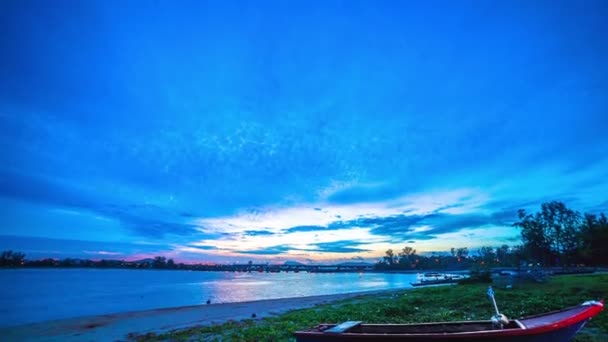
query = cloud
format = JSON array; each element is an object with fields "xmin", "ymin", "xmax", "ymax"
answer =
[
  {"xmin": 243, "ymin": 230, "xmax": 275, "ymax": 236},
  {"xmin": 237, "ymin": 245, "xmax": 294, "ymax": 255},
  {"xmin": 192, "ymin": 188, "xmax": 524, "ymax": 259},
  {"xmin": 0, "ymin": 169, "xmax": 205, "ymax": 239},
  {"xmin": 312, "ymin": 240, "xmax": 372, "ymax": 253},
  {"xmin": 185, "ymin": 244, "xmax": 217, "ymax": 251},
  {"xmin": 0, "ymin": 235, "xmax": 171, "ymax": 259},
  {"xmin": 0, "ymin": 168, "xmax": 97, "ymax": 209},
  {"xmin": 329, "ymin": 210, "xmax": 520, "ymax": 242},
  {"xmin": 102, "ymin": 212, "xmax": 201, "ymax": 238},
  {"xmin": 343, "ymin": 214, "xmax": 430, "ymax": 231},
  {"xmin": 326, "ymin": 182, "xmax": 404, "ymax": 204},
  {"xmin": 235, "ymin": 240, "xmax": 372, "ymax": 255},
  {"xmin": 83, "ymin": 250, "xmax": 122, "ymax": 256},
  {"xmin": 422, "ymin": 214, "xmax": 492, "ymax": 233},
  {"xmin": 283, "ymin": 225, "xmax": 328, "ymax": 233}
]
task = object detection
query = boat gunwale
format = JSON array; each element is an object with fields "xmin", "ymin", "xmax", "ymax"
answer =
[{"xmin": 295, "ymin": 300, "xmax": 603, "ymax": 339}]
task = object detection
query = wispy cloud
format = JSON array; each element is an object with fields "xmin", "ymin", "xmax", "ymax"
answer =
[
  {"xmin": 0, "ymin": 169, "xmax": 208, "ymax": 240},
  {"xmin": 312, "ymin": 241, "xmax": 372, "ymax": 253},
  {"xmin": 243, "ymin": 230, "xmax": 275, "ymax": 236},
  {"xmin": 83, "ymin": 250, "xmax": 122, "ymax": 256},
  {"xmin": 237, "ymin": 245, "xmax": 294, "ymax": 255},
  {"xmin": 0, "ymin": 235, "xmax": 172, "ymax": 259},
  {"xmin": 283, "ymin": 225, "xmax": 328, "ymax": 233},
  {"xmin": 184, "ymin": 188, "xmax": 520, "ymax": 259}
]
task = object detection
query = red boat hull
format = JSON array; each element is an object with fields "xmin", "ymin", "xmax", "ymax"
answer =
[{"xmin": 294, "ymin": 301, "xmax": 604, "ymax": 342}]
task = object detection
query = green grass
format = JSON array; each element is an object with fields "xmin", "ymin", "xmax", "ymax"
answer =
[{"xmin": 132, "ymin": 274, "xmax": 608, "ymax": 341}]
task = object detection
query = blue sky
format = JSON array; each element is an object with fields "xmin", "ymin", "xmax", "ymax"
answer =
[{"xmin": 1, "ymin": 1, "xmax": 607, "ymax": 263}]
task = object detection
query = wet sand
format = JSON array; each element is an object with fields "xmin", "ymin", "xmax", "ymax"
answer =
[{"xmin": 0, "ymin": 289, "xmax": 403, "ymax": 341}]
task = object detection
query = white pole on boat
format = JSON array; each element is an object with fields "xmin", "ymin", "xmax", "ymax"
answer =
[
  {"xmin": 488, "ymin": 286, "xmax": 509, "ymax": 328},
  {"xmin": 487, "ymin": 286, "xmax": 500, "ymax": 316}
]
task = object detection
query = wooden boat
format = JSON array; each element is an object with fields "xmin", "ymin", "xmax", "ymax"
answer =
[{"xmin": 294, "ymin": 300, "xmax": 603, "ymax": 342}]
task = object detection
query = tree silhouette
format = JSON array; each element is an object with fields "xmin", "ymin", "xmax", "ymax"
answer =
[
  {"xmin": 0, "ymin": 250, "xmax": 26, "ymax": 267},
  {"xmin": 398, "ymin": 246, "xmax": 416, "ymax": 267},
  {"xmin": 514, "ymin": 201, "xmax": 582, "ymax": 266},
  {"xmin": 580, "ymin": 213, "xmax": 608, "ymax": 265},
  {"xmin": 383, "ymin": 249, "xmax": 396, "ymax": 266},
  {"xmin": 153, "ymin": 256, "xmax": 167, "ymax": 268}
]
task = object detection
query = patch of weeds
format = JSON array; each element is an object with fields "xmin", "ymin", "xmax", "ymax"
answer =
[{"xmin": 137, "ymin": 274, "xmax": 607, "ymax": 342}]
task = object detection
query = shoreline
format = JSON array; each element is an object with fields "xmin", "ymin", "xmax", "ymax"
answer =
[{"xmin": 0, "ymin": 287, "xmax": 413, "ymax": 342}]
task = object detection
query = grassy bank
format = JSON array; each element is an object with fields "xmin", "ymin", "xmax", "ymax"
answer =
[{"xmin": 135, "ymin": 274, "xmax": 608, "ymax": 341}]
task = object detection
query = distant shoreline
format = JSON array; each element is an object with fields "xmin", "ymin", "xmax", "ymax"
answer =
[{"xmin": 0, "ymin": 266, "xmax": 471, "ymax": 273}]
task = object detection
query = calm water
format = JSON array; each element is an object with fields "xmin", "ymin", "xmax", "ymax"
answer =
[{"xmin": 0, "ymin": 269, "xmax": 417, "ymax": 327}]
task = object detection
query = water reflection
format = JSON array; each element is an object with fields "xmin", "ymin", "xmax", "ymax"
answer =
[{"xmin": 203, "ymin": 272, "xmax": 412, "ymax": 304}]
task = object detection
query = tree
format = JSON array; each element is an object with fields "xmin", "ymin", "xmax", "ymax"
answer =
[
  {"xmin": 398, "ymin": 246, "xmax": 416, "ymax": 267},
  {"xmin": 153, "ymin": 256, "xmax": 167, "ymax": 268},
  {"xmin": 456, "ymin": 247, "xmax": 469, "ymax": 259},
  {"xmin": 0, "ymin": 250, "xmax": 26, "ymax": 267},
  {"xmin": 580, "ymin": 213, "xmax": 608, "ymax": 265},
  {"xmin": 514, "ymin": 201, "xmax": 582, "ymax": 266},
  {"xmin": 383, "ymin": 249, "xmax": 396, "ymax": 266},
  {"xmin": 496, "ymin": 245, "xmax": 510, "ymax": 266},
  {"xmin": 511, "ymin": 245, "xmax": 526, "ymax": 267},
  {"xmin": 538, "ymin": 202, "xmax": 581, "ymax": 264},
  {"xmin": 514, "ymin": 208, "xmax": 551, "ymax": 264},
  {"xmin": 478, "ymin": 246, "xmax": 496, "ymax": 265}
]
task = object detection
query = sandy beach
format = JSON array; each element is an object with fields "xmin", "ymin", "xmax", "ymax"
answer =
[{"xmin": 0, "ymin": 289, "xmax": 402, "ymax": 342}]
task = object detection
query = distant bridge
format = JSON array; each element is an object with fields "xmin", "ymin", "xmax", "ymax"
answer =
[{"xmin": 224, "ymin": 263, "xmax": 375, "ymax": 273}]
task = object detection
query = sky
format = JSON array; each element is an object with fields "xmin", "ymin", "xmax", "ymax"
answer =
[{"xmin": 1, "ymin": 0, "xmax": 607, "ymax": 264}]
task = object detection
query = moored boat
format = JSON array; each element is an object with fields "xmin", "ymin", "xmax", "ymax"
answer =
[
  {"xmin": 294, "ymin": 300, "xmax": 603, "ymax": 341},
  {"xmin": 410, "ymin": 273, "xmax": 466, "ymax": 287}
]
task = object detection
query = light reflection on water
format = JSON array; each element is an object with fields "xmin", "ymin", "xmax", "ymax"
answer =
[{"xmin": 0, "ymin": 269, "xmax": 416, "ymax": 327}]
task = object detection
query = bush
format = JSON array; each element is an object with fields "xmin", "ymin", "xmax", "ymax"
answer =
[{"xmin": 459, "ymin": 269, "xmax": 492, "ymax": 284}]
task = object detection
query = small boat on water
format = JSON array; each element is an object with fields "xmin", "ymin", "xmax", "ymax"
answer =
[
  {"xmin": 294, "ymin": 287, "xmax": 604, "ymax": 342},
  {"xmin": 410, "ymin": 273, "xmax": 466, "ymax": 287}
]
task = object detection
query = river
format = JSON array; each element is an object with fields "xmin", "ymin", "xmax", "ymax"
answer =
[{"xmin": 0, "ymin": 268, "xmax": 417, "ymax": 327}]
